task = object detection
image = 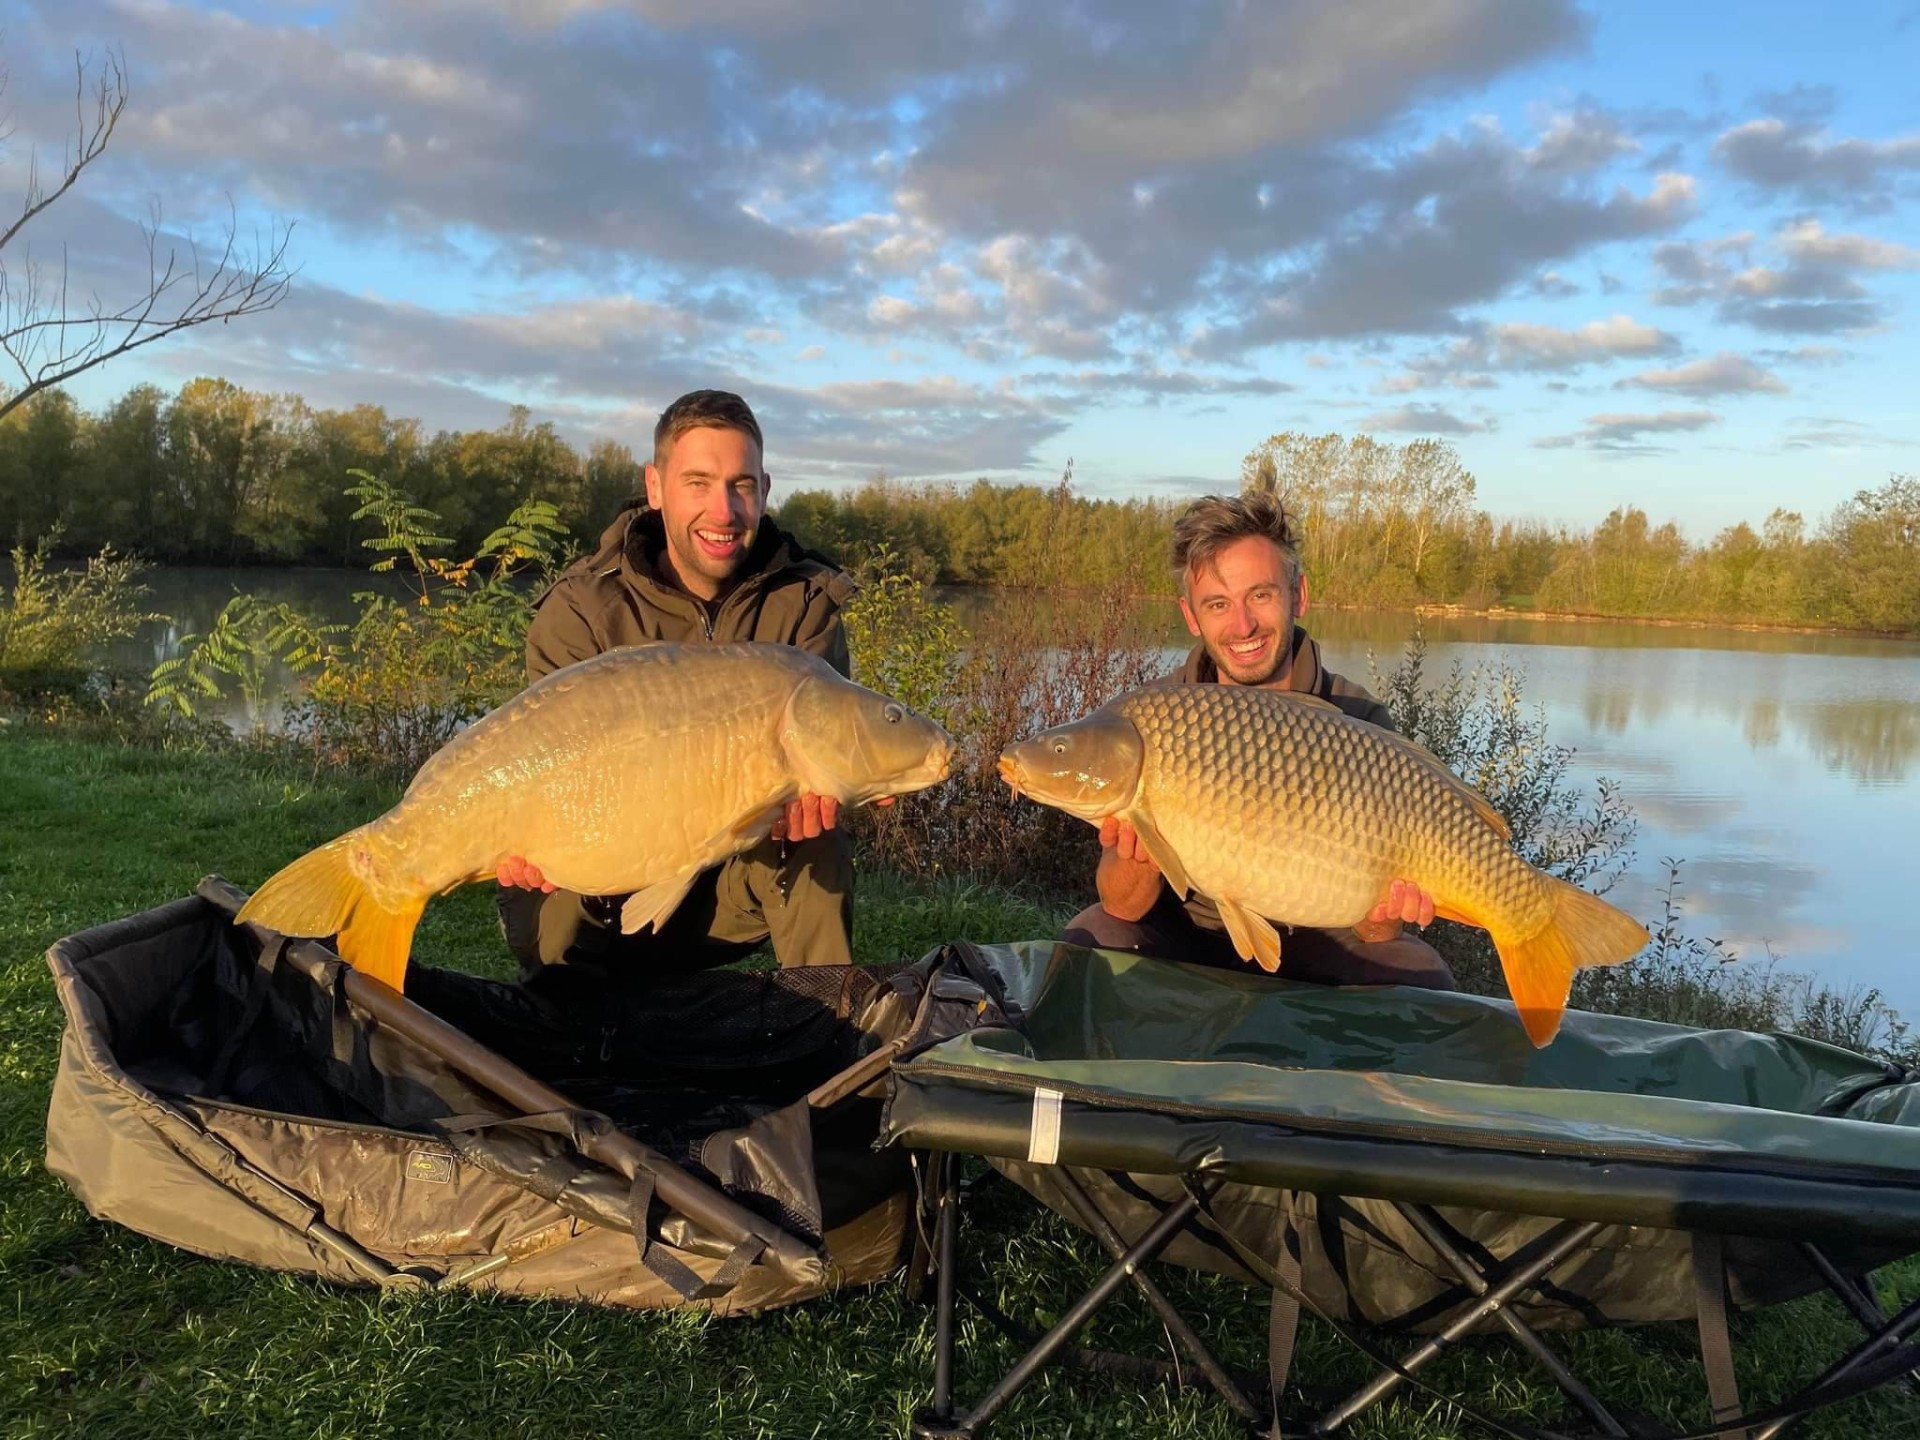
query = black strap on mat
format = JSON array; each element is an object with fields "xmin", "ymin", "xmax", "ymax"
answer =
[
  {"xmin": 205, "ymin": 937, "xmax": 287, "ymax": 1095},
  {"xmin": 940, "ymin": 939, "xmax": 1021, "ymax": 1025},
  {"xmin": 1693, "ymin": 1233, "xmax": 1746, "ymax": 1440},
  {"xmin": 1266, "ymin": 1218, "xmax": 1302, "ymax": 1439},
  {"xmin": 628, "ymin": 1169, "xmax": 767, "ymax": 1303}
]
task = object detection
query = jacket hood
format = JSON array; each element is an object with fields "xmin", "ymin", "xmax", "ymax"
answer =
[{"xmin": 583, "ymin": 501, "xmax": 845, "ymax": 598}]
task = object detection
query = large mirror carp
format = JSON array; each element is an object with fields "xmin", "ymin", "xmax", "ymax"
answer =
[{"xmin": 238, "ymin": 643, "xmax": 954, "ymax": 989}]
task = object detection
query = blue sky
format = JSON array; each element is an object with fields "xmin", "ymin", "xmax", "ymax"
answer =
[{"xmin": 5, "ymin": 0, "xmax": 1917, "ymax": 534}]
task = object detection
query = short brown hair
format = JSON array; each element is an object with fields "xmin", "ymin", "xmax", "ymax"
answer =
[
  {"xmin": 1170, "ymin": 492, "xmax": 1302, "ymax": 594},
  {"xmin": 653, "ymin": 390, "xmax": 765, "ymax": 468}
]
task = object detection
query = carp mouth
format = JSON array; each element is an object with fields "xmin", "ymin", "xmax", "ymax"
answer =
[{"xmin": 996, "ymin": 753, "xmax": 1023, "ymax": 799}]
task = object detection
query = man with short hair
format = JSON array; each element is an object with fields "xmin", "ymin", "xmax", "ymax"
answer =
[
  {"xmin": 1064, "ymin": 491, "xmax": 1457, "ymax": 990},
  {"xmin": 496, "ymin": 389, "xmax": 869, "ymax": 980}
]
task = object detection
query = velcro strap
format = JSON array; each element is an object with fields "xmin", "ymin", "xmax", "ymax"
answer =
[
  {"xmin": 1027, "ymin": 1088, "xmax": 1064, "ymax": 1165},
  {"xmin": 628, "ymin": 1168, "xmax": 768, "ymax": 1303},
  {"xmin": 1267, "ymin": 1214, "xmax": 1302, "ymax": 1437},
  {"xmin": 1692, "ymin": 1233, "xmax": 1746, "ymax": 1440},
  {"xmin": 525, "ymin": 1153, "xmax": 581, "ymax": 1204}
]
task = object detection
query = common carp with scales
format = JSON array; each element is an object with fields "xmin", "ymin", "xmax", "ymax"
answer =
[
  {"xmin": 238, "ymin": 643, "xmax": 954, "ymax": 990},
  {"xmin": 998, "ymin": 682, "xmax": 1647, "ymax": 1046}
]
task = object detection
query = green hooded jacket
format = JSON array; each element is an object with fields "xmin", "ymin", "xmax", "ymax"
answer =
[{"xmin": 525, "ymin": 504, "xmax": 855, "ymax": 682}]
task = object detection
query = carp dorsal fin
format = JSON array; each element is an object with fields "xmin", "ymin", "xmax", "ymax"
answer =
[
  {"xmin": 1216, "ymin": 897, "xmax": 1283, "ymax": 973},
  {"xmin": 1125, "ymin": 808, "xmax": 1193, "ymax": 900}
]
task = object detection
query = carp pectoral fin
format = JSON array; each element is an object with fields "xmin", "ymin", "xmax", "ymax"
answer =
[
  {"xmin": 1495, "ymin": 878, "xmax": 1650, "ymax": 1047},
  {"xmin": 1217, "ymin": 898, "xmax": 1283, "ymax": 973},
  {"xmin": 621, "ymin": 869, "xmax": 702, "ymax": 936},
  {"xmin": 1125, "ymin": 810, "xmax": 1193, "ymax": 898},
  {"xmin": 732, "ymin": 804, "xmax": 785, "ymax": 843}
]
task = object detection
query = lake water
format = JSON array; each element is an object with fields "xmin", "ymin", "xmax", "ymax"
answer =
[{"xmin": 109, "ymin": 568, "xmax": 1920, "ymax": 1018}]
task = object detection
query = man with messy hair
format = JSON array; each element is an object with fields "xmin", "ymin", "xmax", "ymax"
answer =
[
  {"xmin": 495, "ymin": 389, "xmax": 871, "ymax": 981},
  {"xmin": 1064, "ymin": 491, "xmax": 1457, "ymax": 990}
]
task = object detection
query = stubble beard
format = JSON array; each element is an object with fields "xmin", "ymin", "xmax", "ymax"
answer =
[
  {"xmin": 670, "ymin": 521, "xmax": 756, "ymax": 596},
  {"xmin": 1210, "ymin": 629, "xmax": 1286, "ymax": 687}
]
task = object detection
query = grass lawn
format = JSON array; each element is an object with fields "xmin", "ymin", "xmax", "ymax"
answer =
[{"xmin": 3, "ymin": 725, "xmax": 1917, "ymax": 1438}]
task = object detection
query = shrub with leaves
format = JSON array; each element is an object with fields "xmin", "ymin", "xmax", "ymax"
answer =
[
  {"xmin": 146, "ymin": 470, "xmax": 570, "ymax": 775},
  {"xmin": 0, "ymin": 534, "xmax": 161, "ymax": 694},
  {"xmin": 843, "ymin": 545, "xmax": 969, "ymax": 727},
  {"xmin": 859, "ymin": 593, "xmax": 1166, "ymax": 893},
  {"xmin": 288, "ymin": 471, "xmax": 569, "ymax": 774},
  {"xmin": 147, "ymin": 595, "xmax": 342, "ymax": 727}
]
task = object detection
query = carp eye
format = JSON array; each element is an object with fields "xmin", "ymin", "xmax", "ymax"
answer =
[
  {"xmin": 883, "ymin": 703, "xmax": 904, "ymax": 724},
  {"xmin": 1051, "ymin": 740, "xmax": 1066, "ymax": 755}
]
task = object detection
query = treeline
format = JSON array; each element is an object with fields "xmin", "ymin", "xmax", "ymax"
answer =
[
  {"xmin": 779, "ymin": 434, "xmax": 1920, "ymax": 634},
  {"xmin": 5, "ymin": 382, "xmax": 1916, "ymax": 633},
  {"xmin": 0, "ymin": 381, "xmax": 643, "ymax": 564}
]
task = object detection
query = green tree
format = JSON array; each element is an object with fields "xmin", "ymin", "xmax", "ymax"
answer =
[
  {"xmin": 165, "ymin": 378, "xmax": 283, "ymax": 561},
  {"xmin": 1824, "ymin": 475, "xmax": 1920, "ymax": 633}
]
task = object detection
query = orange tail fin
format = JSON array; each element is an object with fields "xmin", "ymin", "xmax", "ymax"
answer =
[
  {"xmin": 236, "ymin": 831, "xmax": 426, "ymax": 990},
  {"xmin": 1491, "ymin": 879, "xmax": 1648, "ymax": 1047}
]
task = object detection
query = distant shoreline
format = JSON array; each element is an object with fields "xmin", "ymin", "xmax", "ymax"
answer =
[
  {"xmin": 1395, "ymin": 600, "xmax": 1916, "ymax": 642},
  {"xmin": 110, "ymin": 563, "xmax": 1920, "ymax": 645}
]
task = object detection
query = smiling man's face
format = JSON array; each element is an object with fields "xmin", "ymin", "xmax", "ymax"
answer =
[
  {"xmin": 643, "ymin": 424, "xmax": 770, "ymax": 601},
  {"xmin": 1178, "ymin": 534, "xmax": 1309, "ymax": 688}
]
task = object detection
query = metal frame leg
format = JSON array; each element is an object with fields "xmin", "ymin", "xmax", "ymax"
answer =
[
  {"xmin": 1396, "ymin": 1204, "xmax": 1629, "ymax": 1437},
  {"xmin": 1749, "ymin": 1291, "xmax": 1920, "ymax": 1440},
  {"xmin": 917, "ymin": 1181, "xmax": 1213, "ymax": 1438},
  {"xmin": 1797, "ymin": 1244, "xmax": 1920, "ymax": 1397},
  {"xmin": 913, "ymin": 1152, "xmax": 964, "ymax": 1438},
  {"xmin": 1309, "ymin": 1217, "xmax": 1607, "ymax": 1435},
  {"xmin": 1049, "ymin": 1169, "xmax": 1264, "ymax": 1426}
]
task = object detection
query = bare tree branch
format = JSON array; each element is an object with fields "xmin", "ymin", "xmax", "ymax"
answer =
[{"xmin": 0, "ymin": 47, "xmax": 294, "ymax": 421}]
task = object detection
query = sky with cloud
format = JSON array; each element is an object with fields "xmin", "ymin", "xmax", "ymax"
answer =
[{"xmin": 5, "ymin": 0, "xmax": 1917, "ymax": 532}]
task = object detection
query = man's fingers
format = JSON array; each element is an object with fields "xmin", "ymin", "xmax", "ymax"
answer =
[
  {"xmin": 1376, "ymin": 879, "xmax": 1436, "ymax": 927},
  {"xmin": 875, "ymin": 795, "xmax": 897, "ymax": 808},
  {"xmin": 820, "ymin": 795, "xmax": 840, "ymax": 831},
  {"xmin": 1099, "ymin": 816, "xmax": 1119, "ymax": 848},
  {"xmin": 781, "ymin": 794, "xmax": 827, "ymax": 840},
  {"xmin": 497, "ymin": 856, "xmax": 555, "ymax": 893}
]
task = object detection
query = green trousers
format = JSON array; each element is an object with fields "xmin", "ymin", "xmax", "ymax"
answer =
[{"xmin": 497, "ymin": 830, "xmax": 856, "ymax": 981}]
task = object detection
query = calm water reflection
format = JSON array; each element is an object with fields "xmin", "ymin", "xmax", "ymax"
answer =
[
  {"xmin": 1298, "ymin": 608, "xmax": 1920, "ymax": 1017},
  {"xmin": 113, "ymin": 571, "xmax": 1920, "ymax": 1016}
]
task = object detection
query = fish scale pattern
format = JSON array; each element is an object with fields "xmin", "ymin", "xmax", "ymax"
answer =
[
  {"xmin": 1116, "ymin": 683, "xmax": 1550, "ymax": 936},
  {"xmin": 369, "ymin": 645, "xmax": 824, "ymax": 896}
]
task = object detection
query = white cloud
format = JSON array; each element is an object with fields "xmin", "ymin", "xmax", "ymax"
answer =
[
  {"xmin": 1360, "ymin": 403, "xmax": 1489, "ymax": 435},
  {"xmin": 1775, "ymin": 218, "xmax": 1920, "ymax": 269},
  {"xmin": 1536, "ymin": 408, "xmax": 1721, "ymax": 451},
  {"xmin": 1617, "ymin": 352, "xmax": 1788, "ymax": 396},
  {"xmin": 1713, "ymin": 117, "xmax": 1920, "ymax": 207}
]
